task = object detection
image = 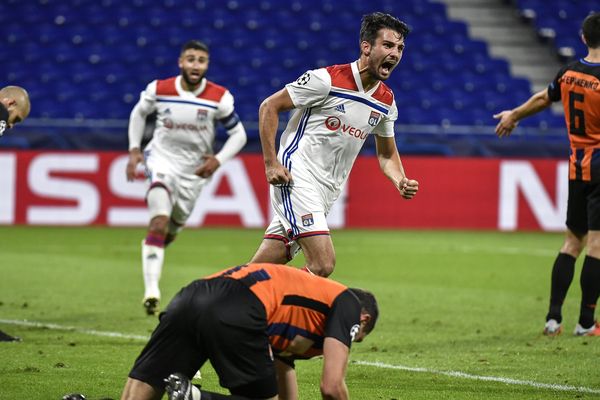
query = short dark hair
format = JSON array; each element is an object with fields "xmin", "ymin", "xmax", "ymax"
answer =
[
  {"xmin": 348, "ymin": 288, "xmax": 379, "ymax": 333},
  {"xmin": 582, "ymin": 12, "xmax": 600, "ymax": 49},
  {"xmin": 181, "ymin": 40, "xmax": 209, "ymax": 54},
  {"xmin": 360, "ymin": 12, "xmax": 410, "ymax": 45}
]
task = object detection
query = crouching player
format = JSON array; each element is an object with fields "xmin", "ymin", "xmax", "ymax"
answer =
[{"xmin": 120, "ymin": 263, "xmax": 378, "ymax": 400}]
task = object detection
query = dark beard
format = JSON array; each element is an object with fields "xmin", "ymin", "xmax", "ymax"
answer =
[
  {"xmin": 182, "ymin": 71, "xmax": 204, "ymax": 87},
  {"xmin": 368, "ymin": 64, "xmax": 386, "ymax": 81}
]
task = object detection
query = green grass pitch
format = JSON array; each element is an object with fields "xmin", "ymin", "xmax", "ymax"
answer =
[{"xmin": 0, "ymin": 226, "xmax": 599, "ymax": 399}]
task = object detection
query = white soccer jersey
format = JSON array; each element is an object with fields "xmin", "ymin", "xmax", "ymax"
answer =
[
  {"xmin": 134, "ymin": 76, "xmax": 237, "ymax": 174},
  {"xmin": 280, "ymin": 61, "xmax": 398, "ymax": 209}
]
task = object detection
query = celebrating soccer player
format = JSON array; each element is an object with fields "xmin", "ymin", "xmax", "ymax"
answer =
[{"xmin": 249, "ymin": 12, "xmax": 419, "ymax": 277}]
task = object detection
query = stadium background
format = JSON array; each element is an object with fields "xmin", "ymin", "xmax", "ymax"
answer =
[
  {"xmin": 1, "ymin": 0, "xmax": 598, "ymax": 231},
  {"xmin": 2, "ymin": 2, "xmax": 600, "ymax": 398}
]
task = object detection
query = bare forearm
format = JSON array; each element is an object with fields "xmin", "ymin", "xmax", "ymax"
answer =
[
  {"xmin": 511, "ymin": 91, "xmax": 551, "ymax": 122},
  {"xmin": 321, "ymin": 382, "xmax": 349, "ymax": 400},
  {"xmin": 258, "ymin": 100, "xmax": 280, "ymax": 166},
  {"xmin": 374, "ymin": 136, "xmax": 418, "ymax": 198},
  {"xmin": 379, "ymin": 153, "xmax": 405, "ymax": 188},
  {"xmin": 321, "ymin": 337, "xmax": 350, "ymax": 400}
]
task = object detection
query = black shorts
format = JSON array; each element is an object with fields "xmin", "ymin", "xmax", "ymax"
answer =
[
  {"xmin": 566, "ymin": 180, "xmax": 600, "ymax": 235},
  {"xmin": 128, "ymin": 278, "xmax": 277, "ymax": 398}
]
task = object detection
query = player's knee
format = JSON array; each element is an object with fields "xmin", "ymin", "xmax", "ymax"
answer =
[
  {"xmin": 149, "ymin": 215, "xmax": 169, "ymax": 235},
  {"xmin": 562, "ymin": 231, "xmax": 585, "ymax": 257},
  {"xmin": 251, "ymin": 252, "xmax": 288, "ymax": 264},
  {"xmin": 562, "ymin": 242, "xmax": 584, "ymax": 257},
  {"xmin": 249, "ymin": 238, "xmax": 290, "ymax": 264},
  {"xmin": 146, "ymin": 185, "xmax": 171, "ymax": 218},
  {"xmin": 586, "ymin": 234, "xmax": 600, "ymax": 257},
  {"xmin": 315, "ymin": 266, "xmax": 334, "ymax": 277},
  {"xmin": 308, "ymin": 258, "xmax": 335, "ymax": 277},
  {"xmin": 321, "ymin": 262, "xmax": 335, "ymax": 277}
]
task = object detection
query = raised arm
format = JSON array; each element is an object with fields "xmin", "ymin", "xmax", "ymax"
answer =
[
  {"xmin": 259, "ymin": 88, "xmax": 295, "ymax": 185},
  {"xmin": 494, "ymin": 89, "xmax": 552, "ymax": 138},
  {"xmin": 375, "ymin": 135, "xmax": 418, "ymax": 199}
]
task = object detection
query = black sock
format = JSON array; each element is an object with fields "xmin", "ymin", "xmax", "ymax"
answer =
[
  {"xmin": 546, "ymin": 253, "xmax": 576, "ymax": 323},
  {"xmin": 579, "ymin": 255, "xmax": 600, "ymax": 328}
]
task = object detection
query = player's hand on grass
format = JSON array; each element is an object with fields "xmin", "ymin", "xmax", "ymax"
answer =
[
  {"xmin": 126, "ymin": 148, "xmax": 144, "ymax": 181},
  {"xmin": 493, "ymin": 110, "xmax": 518, "ymax": 138},
  {"xmin": 195, "ymin": 155, "xmax": 220, "ymax": 178},
  {"xmin": 265, "ymin": 160, "xmax": 293, "ymax": 186},
  {"xmin": 399, "ymin": 177, "xmax": 419, "ymax": 200}
]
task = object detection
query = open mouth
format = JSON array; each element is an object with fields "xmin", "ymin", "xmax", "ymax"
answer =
[{"xmin": 380, "ymin": 60, "xmax": 396, "ymax": 75}]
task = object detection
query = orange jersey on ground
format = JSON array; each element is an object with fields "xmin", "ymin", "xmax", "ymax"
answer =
[
  {"xmin": 206, "ymin": 263, "xmax": 361, "ymax": 359},
  {"xmin": 548, "ymin": 59, "xmax": 600, "ymax": 181}
]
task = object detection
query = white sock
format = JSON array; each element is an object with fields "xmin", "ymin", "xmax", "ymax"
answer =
[{"xmin": 142, "ymin": 241, "xmax": 164, "ymax": 300}]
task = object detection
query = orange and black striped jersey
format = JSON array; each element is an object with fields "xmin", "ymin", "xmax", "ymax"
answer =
[
  {"xmin": 206, "ymin": 263, "xmax": 361, "ymax": 359},
  {"xmin": 548, "ymin": 59, "xmax": 600, "ymax": 181}
]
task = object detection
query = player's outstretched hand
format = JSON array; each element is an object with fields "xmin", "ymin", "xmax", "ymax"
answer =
[
  {"xmin": 126, "ymin": 148, "xmax": 144, "ymax": 182},
  {"xmin": 195, "ymin": 155, "xmax": 220, "ymax": 178},
  {"xmin": 265, "ymin": 161, "xmax": 293, "ymax": 186},
  {"xmin": 399, "ymin": 177, "xmax": 419, "ymax": 200},
  {"xmin": 493, "ymin": 110, "xmax": 518, "ymax": 138}
]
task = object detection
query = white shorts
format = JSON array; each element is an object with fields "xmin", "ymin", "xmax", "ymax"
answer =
[
  {"xmin": 144, "ymin": 151, "xmax": 208, "ymax": 227},
  {"xmin": 264, "ymin": 183, "xmax": 330, "ymax": 260}
]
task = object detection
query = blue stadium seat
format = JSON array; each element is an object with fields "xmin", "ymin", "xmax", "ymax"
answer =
[
  {"xmin": 401, "ymin": 106, "xmax": 434, "ymax": 125},
  {"xmin": 2, "ymin": 0, "xmax": 564, "ymax": 153},
  {"xmin": 514, "ymin": 0, "xmax": 600, "ymax": 59}
]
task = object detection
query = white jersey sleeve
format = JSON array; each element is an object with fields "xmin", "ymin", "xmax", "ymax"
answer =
[
  {"xmin": 128, "ymin": 81, "xmax": 158, "ymax": 150},
  {"xmin": 372, "ymin": 99, "xmax": 398, "ymax": 138},
  {"xmin": 215, "ymin": 123, "xmax": 247, "ymax": 165},
  {"xmin": 213, "ymin": 90, "xmax": 246, "ymax": 165},
  {"xmin": 135, "ymin": 80, "xmax": 158, "ymax": 116},
  {"xmin": 285, "ymin": 68, "xmax": 331, "ymax": 109},
  {"xmin": 215, "ymin": 90, "xmax": 235, "ymax": 120}
]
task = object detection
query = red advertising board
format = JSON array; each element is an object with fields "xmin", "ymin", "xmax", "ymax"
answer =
[{"xmin": 0, "ymin": 151, "xmax": 567, "ymax": 231}]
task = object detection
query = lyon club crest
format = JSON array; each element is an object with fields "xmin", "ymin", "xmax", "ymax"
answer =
[
  {"xmin": 368, "ymin": 111, "xmax": 381, "ymax": 127},
  {"xmin": 301, "ymin": 213, "xmax": 314, "ymax": 227},
  {"xmin": 197, "ymin": 109, "xmax": 208, "ymax": 122}
]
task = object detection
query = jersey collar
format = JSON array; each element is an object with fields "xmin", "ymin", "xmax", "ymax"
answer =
[
  {"xmin": 581, "ymin": 58, "xmax": 600, "ymax": 66},
  {"xmin": 352, "ymin": 60, "xmax": 381, "ymax": 95},
  {"xmin": 175, "ymin": 75, "xmax": 207, "ymax": 97}
]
